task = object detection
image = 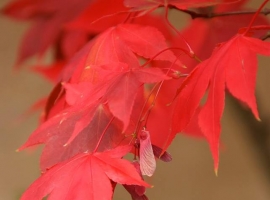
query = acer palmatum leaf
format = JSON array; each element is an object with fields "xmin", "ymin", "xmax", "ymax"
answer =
[
  {"xmin": 173, "ymin": 0, "xmax": 270, "ymax": 62},
  {"xmin": 74, "ymin": 61, "xmax": 170, "ymax": 131},
  {"xmin": 172, "ymin": 34, "xmax": 270, "ymax": 170},
  {"xmin": 104, "ymin": 64, "xmax": 171, "ymax": 131},
  {"xmin": 19, "ymin": 104, "xmax": 125, "ymax": 171},
  {"xmin": 3, "ymin": 0, "xmax": 92, "ymax": 65},
  {"xmin": 21, "ymin": 146, "xmax": 150, "ymax": 200},
  {"xmin": 31, "ymin": 61, "xmax": 65, "ymax": 83},
  {"xmin": 76, "ymin": 24, "xmax": 178, "ymax": 76},
  {"xmin": 62, "ymin": 105, "xmax": 98, "ymax": 146},
  {"xmin": 19, "ymin": 60, "xmax": 169, "ymax": 169}
]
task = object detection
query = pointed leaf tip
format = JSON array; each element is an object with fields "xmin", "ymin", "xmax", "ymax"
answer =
[
  {"xmin": 152, "ymin": 144, "xmax": 172, "ymax": 162},
  {"xmin": 214, "ymin": 168, "xmax": 218, "ymax": 177}
]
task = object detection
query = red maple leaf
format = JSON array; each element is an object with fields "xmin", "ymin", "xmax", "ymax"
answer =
[
  {"xmin": 64, "ymin": 61, "xmax": 169, "ymax": 140},
  {"xmin": 173, "ymin": 0, "xmax": 269, "ymax": 62},
  {"xmin": 31, "ymin": 61, "xmax": 65, "ymax": 83},
  {"xmin": 144, "ymin": 0, "xmax": 269, "ymax": 152},
  {"xmin": 21, "ymin": 146, "xmax": 150, "ymax": 200},
  {"xmin": 5, "ymin": 0, "xmax": 270, "ymax": 199},
  {"xmin": 3, "ymin": 0, "xmax": 93, "ymax": 65},
  {"xmin": 19, "ymin": 103, "xmax": 126, "ymax": 171},
  {"xmin": 74, "ymin": 24, "xmax": 178, "ymax": 74},
  {"xmin": 2, "ymin": 0, "xmax": 131, "ymax": 68},
  {"xmin": 18, "ymin": 24, "xmax": 172, "ymax": 169},
  {"xmin": 68, "ymin": 24, "xmax": 174, "ymax": 130},
  {"xmin": 63, "ymin": 61, "xmax": 169, "ymax": 140},
  {"xmin": 172, "ymin": 33, "xmax": 270, "ymax": 170}
]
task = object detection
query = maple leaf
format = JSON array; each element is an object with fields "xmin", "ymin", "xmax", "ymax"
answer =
[
  {"xmin": 173, "ymin": 0, "xmax": 270, "ymax": 62},
  {"xmin": 172, "ymin": 34, "xmax": 270, "ymax": 170},
  {"xmin": 60, "ymin": 40, "xmax": 96, "ymax": 82},
  {"xmin": 69, "ymin": 25, "xmax": 174, "ymax": 130},
  {"xmin": 68, "ymin": 62, "xmax": 170, "ymax": 132},
  {"xmin": 31, "ymin": 61, "xmax": 65, "ymax": 83},
  {"xmin": 103, "ymin": 63, "xmax": 171, "ymax": 131},
  {"xmin": 21, "ymin": 146, "xmax": 150, "ymax": 200},
  {"xmin": 156, "ymin": 0, "xmax": 268, "ymax": 148},
  {"xmin": 43, "ymin": 82, "xmax": 66, "ymax": 121},
  {"xmin": 19, "ymin": 103, "xmax": 126, "ymax": 171},
  {"xmin": 2, "ymin": 0, "xmax": 93, "ymax": 64},
  {"xmin": 18, "ymin": 22, "xmax": 173, "ymax": 169},
  {"xmin": 76, "ymin": 24, "xmax": 178, "ymax": 75},
  {"xmin": 145, "ymin": 81, "xmax": 205, "ymax": 151}
]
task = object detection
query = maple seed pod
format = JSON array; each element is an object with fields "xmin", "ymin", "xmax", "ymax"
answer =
[
  {"xmin": 152, "ymin": 144, "xmax": 172, "ymax": 162},
  {"xmin": 123, "ymin": 161, "xmax": 149, "ymax": 200},
  {"xmin": 139, "ymin": 129, "xmax": 156, "ymax": 177},
  {"xmin": 124, "ymin": 184, "xmax": 149, "ymax": 200}
]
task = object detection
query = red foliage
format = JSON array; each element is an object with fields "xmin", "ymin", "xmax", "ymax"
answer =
[
  {"xmin": 2, "ymin": 0, "xmax": 270, "ymax": 199},
  {"xmin": 21, "ymin": 146, "xmax": 150, "ymax": 200}
]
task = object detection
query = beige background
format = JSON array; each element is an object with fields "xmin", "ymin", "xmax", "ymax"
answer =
[{"xmin": 1, "ymin": 0, "xmax": 270, "ymax": 199}]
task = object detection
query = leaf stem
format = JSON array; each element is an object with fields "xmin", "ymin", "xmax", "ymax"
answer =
[
  {"xmin": 244, "ymin": 0, "xmax": 270, "ymax": 35},
  {"xmin": 141, "ymin": 57, "xmax": 180, "ymax": 126},
  {"xmin": 178, "ymin": 7, "xmax": 270, "ymax": 19},
  {"xmin": 133, "ymin": 83, "xmax": 161, "ymax": 137},
  {"xmin": 135, "ymin": 56, "xmax": 181, "ymax": 135},
  {"xmin": 165, "ymin": 6, "xmax": 194, "ymax": 54},
  {"xmin": 93, "ymin": 116, "xmax": 115, "ymax": 153},
  {"xmin": 131, "ymin": 54, "xmax": 185, "ymax": 139},
  {"xmin": 141, "ymin": 82, "xmax": 162, "ymax": 126},
  {"xmin": 141, "ymin": 47, "xmax": 196, "ymax": 69}
]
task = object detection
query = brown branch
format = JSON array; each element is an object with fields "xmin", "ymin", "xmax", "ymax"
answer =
[{"xmin": 177, "ymin": 8, "xmax": 270, "ymax": 19}]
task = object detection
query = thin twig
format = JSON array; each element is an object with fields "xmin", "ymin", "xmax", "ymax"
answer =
[
  {"xmin": 244, "ymin": 0, "xmax": 270, "ymax": 36},
  {"xmin": 178, "ymin": 8, "xmax": 270, "ymax": 19}
]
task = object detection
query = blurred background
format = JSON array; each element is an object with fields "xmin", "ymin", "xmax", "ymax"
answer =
[{"xmin": 1, "ymin": 0, "xmax": 270, "ymax": 199}]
